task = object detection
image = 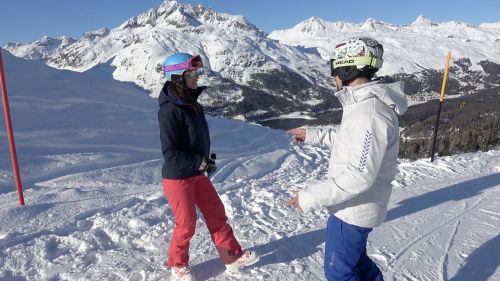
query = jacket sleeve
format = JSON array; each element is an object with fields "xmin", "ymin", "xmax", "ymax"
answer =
[
  {"xmin": 304, "ymin": 126, "xmax": 338, "ymax": 148},
  {"xmin": 158, "ymin": 107, "xmax": 203, "ymax": 173},
  {"xmin": 299, "ymin": 114, "xmax": 394, "ymax": 212}
]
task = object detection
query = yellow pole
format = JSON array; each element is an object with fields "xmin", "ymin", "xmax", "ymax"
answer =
[
  {"xmin": 430, "ymin": 51, "xmax": 452, "ymax": 162},
  {"xmin": 439, "ymin": 51, "xmax": 452, "ymax": 102}
]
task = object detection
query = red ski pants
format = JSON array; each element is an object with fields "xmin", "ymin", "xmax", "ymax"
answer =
[{"xmin": 163, "ymin": 175, "xmax": 242, "ymax": 267}]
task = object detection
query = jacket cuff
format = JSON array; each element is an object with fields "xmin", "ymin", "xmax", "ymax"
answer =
[
  {"xmin": 298, "ymin": 189, "xmax": 319, "ymax": 213},
  {"xmin": 304, "ymin": 128, "xmax": 314, "ymax": 144},
  {"xmin": 304, "ymin": 127, "xmax": 320, "ymax": 144}
]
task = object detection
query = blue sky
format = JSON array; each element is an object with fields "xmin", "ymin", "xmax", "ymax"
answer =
[{"xmin": 1, "ymin": 0, "xmax": 499, "ymax": 46}]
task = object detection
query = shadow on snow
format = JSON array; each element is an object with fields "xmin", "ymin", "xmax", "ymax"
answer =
[
  {"xmin": 386, "ymin": 173, "xmax": 500, "ymax": 222},
  {"xmin": 449, "ymin": 234, "xmax": 500, "ymax": 281}
]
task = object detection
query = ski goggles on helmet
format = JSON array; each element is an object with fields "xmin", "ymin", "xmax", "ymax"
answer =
[
  {"xmin": 163, "ymin": 55, "xmax": 204, "ymax": 73},
  {"xmin": 330, "ymin": 56, "xmax": 383, "ymax": 76}
]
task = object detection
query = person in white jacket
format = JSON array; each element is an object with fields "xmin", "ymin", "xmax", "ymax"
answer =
[{"xmin": 288, "ymin": 37, "xmax": 408, "ymax": 281}]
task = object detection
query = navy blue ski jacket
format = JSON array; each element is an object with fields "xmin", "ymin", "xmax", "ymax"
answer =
[{"xmin": 157, "ymin": 82, "xmax": 210, "ymax": 179}]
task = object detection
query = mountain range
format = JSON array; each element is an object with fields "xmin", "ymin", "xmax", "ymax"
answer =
[{"xmin": 4, "ymin": 0, "xmax": 500, "ymax": 123}]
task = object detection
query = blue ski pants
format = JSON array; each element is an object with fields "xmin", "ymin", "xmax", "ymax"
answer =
[{"xmin": 324, "ymin": 215, "xmax": 384, "ymax": 281}]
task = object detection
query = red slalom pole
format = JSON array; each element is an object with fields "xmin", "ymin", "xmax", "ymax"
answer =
[{"xmin": 0, "ymin": 49, "xmax": 25, "ymax": 206}]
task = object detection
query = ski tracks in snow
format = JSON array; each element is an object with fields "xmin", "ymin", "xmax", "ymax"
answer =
[
  {"xmin": 441, "ymin": 219, "xmax": 461, "ymax": 281},
  {"xmin": 381, "ymin": 159, "xmax": 500, "ymax": 281},
  {"xmin": 385, "ymin": 198, "xmax": 485, "ymax": 279},
  {"xmin": 202, "ymin": 142, "xmax": 331, "ymax": 280},
  {"xmin": 0, "ymin": 134, "xmax": 330, "ymax": 280}
]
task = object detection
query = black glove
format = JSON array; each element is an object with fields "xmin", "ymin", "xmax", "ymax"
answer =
[{"xmin": 199, "ymin": 153, "xmax": 217, "ymax": 177}]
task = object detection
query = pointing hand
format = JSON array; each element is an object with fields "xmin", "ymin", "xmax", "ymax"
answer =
[{"xmin": 287, "ymin": 128, "xmax": 306, "ymax": 143}]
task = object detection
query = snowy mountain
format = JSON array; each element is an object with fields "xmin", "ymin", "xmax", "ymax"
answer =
[
  {"xmin": 270, "ymin": 16, "xmax": 500, "ymax": 106},
  {"xmin": 4, "ymin": 0, "xmax": 334, "ymax": 122},
  {"xmin": 270, "ymin": 15, "xmax": 500, "ymax": 75},
  {"xmin": 4, "ymin": 2, "xmax": 500, "ymax": 123},
  {"xmin": 1, "ymin": 48, "xmax": 499, "ymax": 281}
]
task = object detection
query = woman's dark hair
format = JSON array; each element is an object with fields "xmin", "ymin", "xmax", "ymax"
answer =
[{"xmin": 170, "ymin": 74, "xmax": 197, "ymax": 104}]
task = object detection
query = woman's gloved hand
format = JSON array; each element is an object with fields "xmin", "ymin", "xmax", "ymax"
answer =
[{"xmin": 199, "ymin": 153, "xmax": 217, "ymax": 177}]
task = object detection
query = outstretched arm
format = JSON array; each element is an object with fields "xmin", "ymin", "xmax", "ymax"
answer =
[
  {"xmin": 304, "ymin": 127, "xmax": 338, "ymax": 148},
  {"xmin": 288, "ymin": 126, "xmax": 338, "ymax": 148}
]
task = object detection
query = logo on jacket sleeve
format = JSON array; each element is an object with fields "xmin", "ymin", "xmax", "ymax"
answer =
[{"xmin": 358, "ymin": 130, "xmax": 373, "ymax": 172}]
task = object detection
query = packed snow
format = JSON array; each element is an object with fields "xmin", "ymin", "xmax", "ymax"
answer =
[{"xmin": 1, "ymin": 49, "xmax": 499, "ymax": 281}]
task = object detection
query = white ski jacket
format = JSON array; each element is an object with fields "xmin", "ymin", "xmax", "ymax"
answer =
[{"xmin": 299, "ymin": 78, "xmax": 408, "ymax": 228}]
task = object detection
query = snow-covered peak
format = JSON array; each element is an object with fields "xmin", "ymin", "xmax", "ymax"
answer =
[
  {"xmin": 273, "ymin": 16, "xmax": 402, "ymax": 38},
  {"xmin": 295, "ymin": 16, "xmax": 327, "ymax": 34},
  {"xmin": 34, "ymin": 36, "xmax": 75, "ymax": 49},
  {"xmin": 157, "ymin": 0, "xmax": 179, "ymax": 13},
  {"xmin": 360, "ymin": 17, "xmax": 395, "ymax": 30},
  {"xmin": 39, "ymin": 36, "xmax": 57, "ymax": 45},
  {"xmin": 164, "ymin": 7, "xmax": 202, "ymax": 28},
  {"xmin": 439, "ymin": 20, "xmax": 476, "ymax": 29},
  {"xmin": 411, "ymin": 15, "xmax": 435, "ymax": 27},
  {"xmin": 479, "ymin": 21, "xmax": 500, "ymax": 29},
  {"xmin": 286, "ymin": 17, "xmax": 351, "ymax": 35},
  {"xmin": 82, "ymin": 28, "xmax": 110, "ymax": 40},
  {"xmin": 118, "ymin": 0, "xmax": 260, "ymax": 34},
  {"xmin": 4, "ymin": 35, "xmax": 76, "ymax": 60},
  {"xmin": 410, "ymin": 16, "xmax": 476, "ymax": 29}
]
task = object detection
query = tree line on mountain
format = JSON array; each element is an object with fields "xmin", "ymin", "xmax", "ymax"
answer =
[
  {"xmin": 398, "ymin": 88, "xmax": 499, "ymax": 159},
  {"xmin": 396, "ymin": 59, "xmax": 500, "ymax": 159},
  {"xmin": 204, "ymin": 69, "xmax": 335, "ymax": 122}
]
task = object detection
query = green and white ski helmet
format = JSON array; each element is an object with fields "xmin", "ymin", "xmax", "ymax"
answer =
[{"xmin": 330, "ymin": 37, "xmax": 384, "ymax": 76}]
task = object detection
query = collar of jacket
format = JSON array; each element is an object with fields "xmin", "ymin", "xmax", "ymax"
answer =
[{"xmin": 334, "ymin": 76, "xmax": 408, "ymax": 115}]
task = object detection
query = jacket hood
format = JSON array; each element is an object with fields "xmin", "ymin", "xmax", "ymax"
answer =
[
  {"xmin": 158, "ymin": 81, "xmax": 207, "ymax": 107},
  {"xmin": 335, "ymin": 77, "xmax": 408, "ymax": 115}
]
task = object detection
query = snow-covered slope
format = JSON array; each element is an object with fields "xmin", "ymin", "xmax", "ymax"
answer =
[
  {"xmin": 0, "ymin": 49, "xmax": 159, "ymax": 189},
  {"xmin": 269, "ymin": 15, "xmax": 500, "ymax": 76},
  {"xmin": 1, "ymin": 47, "xmax": 499, "ymax": 280}
]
